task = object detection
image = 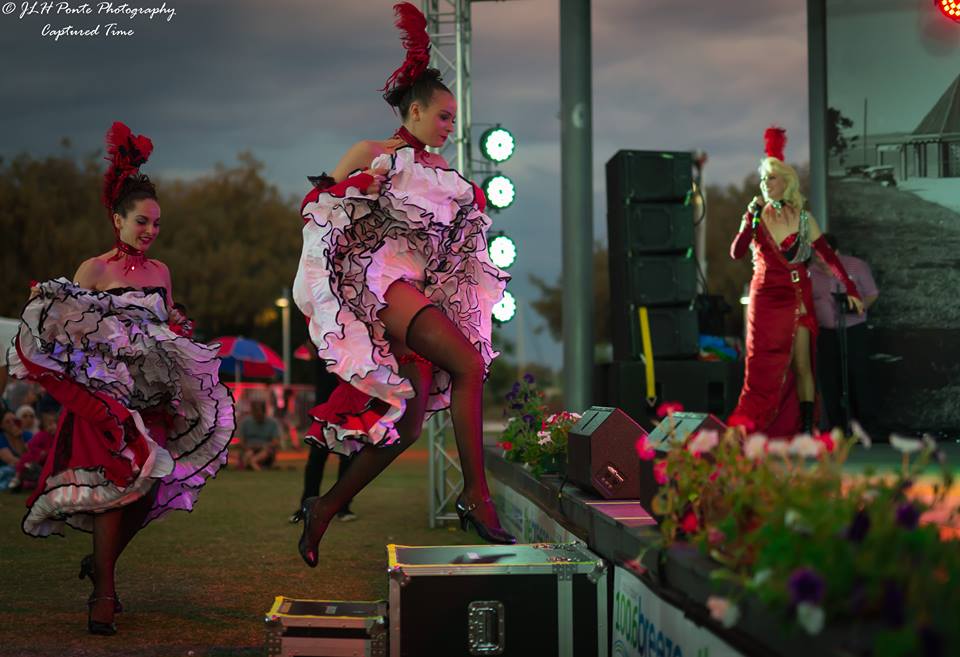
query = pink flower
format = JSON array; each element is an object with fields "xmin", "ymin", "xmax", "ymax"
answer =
[
  {"xmin": 708, "ymin": 465, "xmax": 722, "ymax": 482},
  {"xmin": 653, "ymin": 459, "xmax": 669, "ymax": 485},
  {"xmin": 707, "ymin": 526, "xmax": 726, "ymax": 546},
  {"xmin": 656, "ymin": 401, "xmax": 684, "ymax": 418},
  {"xmin": 706, "ymin": 596, "xmax": 740, "ymax": 628},
  {"xmin": 815, "ymin": 431, "xmax": 836, "ymax": 453},
  {"xmin": 680, "ymin": 511, "xmax": 699, "ymax": 534},
  {"xmin": 635, "ymin": 435, "xmax": 656, "ymax": 461},
  {"xmin": 688, "ymin": 429, "xmax": 719, "ymax": 456},
  {"xmin": 788, "ymin": 435, "xmax": 821, "ymax": 458},
  {"xmin": 727, "ymin": 413, "xmax": 756, "ymax": 434}
]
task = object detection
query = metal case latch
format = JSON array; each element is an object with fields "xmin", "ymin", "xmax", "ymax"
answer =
[{"xmin": 467, "ymin": 600, "xmax": 505, "ymax": 655}]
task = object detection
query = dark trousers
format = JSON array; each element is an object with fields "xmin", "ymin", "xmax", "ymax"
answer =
[
  {"xmin": 301, "ymin": 446, "xmax": 355, "ymax": 511},
  {"xmin": 300, "ymin": 358, "xmax": 355, "ymax": 510},
  {"xmin": 817, "ymin": 323, "xmax": 869, "ymax": 431}
]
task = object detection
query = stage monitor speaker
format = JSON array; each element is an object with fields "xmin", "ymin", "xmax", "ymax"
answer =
[
  {"xmin": 607, "ymin": 203, "xmax": 695, "ymax": 255},
  {"xmin": 641, "ymin": 412, "xmax": 727, "ymax": 519},
  {"xmin": 611, "ymin": 304, "xmax": 699, "ymax": 361},
  {"xmin": 606, "ymin": 150, "xmax": 693, "ymax": 203},
  {"xmin": 567, "ymin": 406, "xmax": 647, "ymax": 500},
  {"xmin": 645, "ymin": 412, "xmax": 728, "ymax": 450}
]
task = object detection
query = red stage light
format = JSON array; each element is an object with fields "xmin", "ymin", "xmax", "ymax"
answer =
[{"xmin": 938, "ymin": 0, "xmax": 960, "ymax": 21}]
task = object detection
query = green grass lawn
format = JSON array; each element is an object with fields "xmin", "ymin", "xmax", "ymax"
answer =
[{"xmin": 0, "ymin": 451, "xmax": 476, "ymax": 657}]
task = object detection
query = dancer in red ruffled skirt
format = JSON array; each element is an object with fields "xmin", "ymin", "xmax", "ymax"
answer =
[
  {"xmin": 729, "ymin": 127, "xmax": 863, "ymax": 437},
  {"xmin": 8, "ymin": 122, "xmax": 235, "ymax": 634},
  {"xmin": 293, "ymin": 2, "xmax": 514, "ymax": 567}
]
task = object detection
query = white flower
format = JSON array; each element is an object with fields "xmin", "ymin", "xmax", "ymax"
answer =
[
  {"xmin": 796, "ymin": 603, "xmax": 825, "ymax": 635},
  {"xmin": 751, "ymin": 569, "xmax": 772, "ymax": 587},
  {"xmin": 766, "ymin": 440, "xmax": 790, "ymax": 457},
  {"xmin": 537, "ymin": 431, "xmax": 553, "ymax": 446},
  {"xmin": 744, "ymin": 434, "xmax": 768, "ymax": 460},
  {"xmin": 688, "ymin": 429, "xmax": 719, "ymax": 455},
  {"xmin": 706, "ymin": 596, "xmax": 741, "ymax": 629},
  {"xmin": 850, "ymin": 420, "xmax": 871, "ymax": 448},
  {"xmin": 890, "ymin": 434, "xmax": 923, "ymax": 454},
  {"xmin": 546, "ymin": 413, "xmax": 557, "ymax": 423},
  {"xmin": 784, "ymin": 509, "xmax": 812, "ymax": 533},
  {"xmin": 788, "ymin": 435, "xmax": 822, "ymax": 459}
]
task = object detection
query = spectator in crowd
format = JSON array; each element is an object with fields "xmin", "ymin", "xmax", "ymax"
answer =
[
  {"xmin": 10, "ymin": 410, "xmax": 57, "ymax": 492},
  {"xmin": 16, "ymin": 405, "xmax": 40, "ymax": 434},
  {"xmin": 811, "ymin": 233, "xmax": 879, "ymax": 432},
  {"xmin": 0, "ymin": 409, "xmax": 33, "ymax": 489},
  {"xmin": 238, "ymin": 400, "xmax": 281, "ymax": 470}
]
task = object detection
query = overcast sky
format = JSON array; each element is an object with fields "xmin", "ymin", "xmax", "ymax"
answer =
[{"xmin": 0, "ymin": 0, "xmax": 814, "ymax": 365}]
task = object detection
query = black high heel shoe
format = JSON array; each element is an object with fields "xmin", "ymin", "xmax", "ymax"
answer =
[
  {"xmin": 456, "ymin": 495, "xmax": 516, "ymax": 545},
  {"xmin": 79, "ymin": 554, "xmax": 124, "ymax": 613},
  {"xmin": 297, "ymin": 497, "xmax": 331, "ymax": 568},
  {"xmin": 87, "ymin": 596, "xmax": 118, "ymax": 636}
]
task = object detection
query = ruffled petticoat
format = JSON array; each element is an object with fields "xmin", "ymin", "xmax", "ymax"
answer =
[
  {"xmin": 294, "ymin": 147, "xmax": 509, "ymax": 455},
  {"xmin": 8, "ymin": 278, "xmax": 235, "ymax": 537}
]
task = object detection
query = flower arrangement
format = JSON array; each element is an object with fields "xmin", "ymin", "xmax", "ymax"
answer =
[
  {"xmin": 499, "ymin": 374, "xmax": 580, "ymax": 477},
  {"xmin": 647, "ymin": 406, "xmax": 959, "ymax": 655}
]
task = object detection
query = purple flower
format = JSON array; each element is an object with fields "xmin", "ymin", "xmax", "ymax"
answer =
[
  {"xmin": 844, "ymin": 510, "xmax": 870, "ymax": 543},
  {"xmin": 882, "ymin": 581, "xmax": 905, "ymax": 627},
  {"xmin": 787, "ymin": 567, "xmax": 825, "ymax": 605},
  {"xmin": 918, "ymin": 625, "xmax": 944, "ymax": 657},
  {"xmin": 510, "ymin": 382, "xmax": 521, "ymax": 394},
  {"xmin": 895, "ymin": 502, "xmax": 920, "ymax": 530},
  {"xmin": 522, "ymin": 414, "xmax": 536, "ymax": 427},
  {"xmin": 505, "ymin": 391, "xmax": 516, "ymax": 402},
  {"xmin": 523, "ymin": 372, "xmax": 535, "ymax": 384},
  {"xmin": 510, "ymin": 403, "xmax": 523, "ymax": 411}
]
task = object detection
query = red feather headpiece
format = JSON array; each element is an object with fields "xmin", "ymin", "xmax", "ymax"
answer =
[
  {"xmin": 380, "ymin": 2, "xmax": 431, "ymax": 96},
  {"xmin": 764, "ymin": 126, "xmax": 787, "ymax": 161},
  {"xmin": 101, "ymin": 121, "xmax": 153, "ymax": 220}
]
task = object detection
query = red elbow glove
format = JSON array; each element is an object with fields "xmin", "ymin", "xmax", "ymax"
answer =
[
  {"xmin": 471, "ymin": 182, "xmax": 487, "ymax": 213},
  {"xmin": 730, "ymin": 213, "xmax": 754, "ymax": 259},
  {"xmin": 300, "ymin": 172, "xmax": 376, "ymax": 217},
  {"xmin": 812, "ymin": 235, "xmax": 860, "ymax": 299}
]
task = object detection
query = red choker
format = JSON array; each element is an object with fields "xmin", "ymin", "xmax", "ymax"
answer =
[
  {"xmin": 108, "ymin": 239, "xmax": 153, "ymax": 273},
  {"xmin": 395, "ymin": 126, "xmax": 426, "ymax": 151}
]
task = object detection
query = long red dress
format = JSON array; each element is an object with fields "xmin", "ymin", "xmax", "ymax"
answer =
[{"xmin": 729, "ymin": 210, "xmax": 857, "ymax": 437}]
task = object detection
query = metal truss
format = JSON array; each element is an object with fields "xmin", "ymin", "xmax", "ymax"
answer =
[{"xmin": 426, "ymin": 411, "xmax": 462, "ymax": 527}]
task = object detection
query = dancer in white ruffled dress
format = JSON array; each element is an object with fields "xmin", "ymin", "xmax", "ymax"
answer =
[
  {"xmin": 294, "ymin": 2, "xmax": 514, "ymax": 567},
  {"xmin": 8, "ymin": 122, "xmax": 235, "ymax": 634}
]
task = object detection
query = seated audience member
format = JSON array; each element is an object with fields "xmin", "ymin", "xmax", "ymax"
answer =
[
  {"xmin": 12, "ymin": 410, "xmax": 57, "ymax": 491},
  {"xmin": 0, "ymin": 410, "xmax": 32, "ymax": 489},
  {"xmin": 238, "ymin": 400, "xmax": 281, "ymax": 471}
]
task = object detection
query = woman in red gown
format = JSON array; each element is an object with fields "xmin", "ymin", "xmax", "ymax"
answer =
[
  {"xmin": 729, "ymin": 128, "xmax": 863, "ymax": 437},
  {"xmin": 9, "ymin": 123, "xmax": 235, "ymax": 634},
  {"xmin": 293, "ymin": 2, "xmax": 514, "ymax": 567}
]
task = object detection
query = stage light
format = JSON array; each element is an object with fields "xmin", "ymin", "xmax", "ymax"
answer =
[
  {"xmin": 492, "ymin": 290, "xmax": 517, "ymax": 323},
  {"xmin": 479, "ymin": 126, "xmax": 515, "ymax": 163},
  {"xmin": 483, "ymin": 174, "xmax": 516, "ymax": 210},
  {"xmin": 489, "ymin": 233, "xmax": 517, "ymax": 269},
  {"xmin": 937, "ymin": 0, "xmax": 960, "ymax": 21}
]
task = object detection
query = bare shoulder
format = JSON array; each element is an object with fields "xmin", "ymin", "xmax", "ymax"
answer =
[
  {"xmin": 332, "ymin": 140, "xmax": 383, "ymax": 180},
  {"xmin": 73, "ymin": 256, "xmax": 107, "ymax": 288}
]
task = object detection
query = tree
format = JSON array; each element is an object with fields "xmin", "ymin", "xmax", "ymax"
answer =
[
  {"xmin": 529, "ymin": 243, "xmax": 610, "ymax": 345},
  {"xmin": 826, "ymin": 107, "xmax": 859, "ymax": 166}
]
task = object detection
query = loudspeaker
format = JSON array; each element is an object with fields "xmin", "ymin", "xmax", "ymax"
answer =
[
  {"xmin": 617, "ymin": 255, "xmax": 698, "ymax": 306},
  {"xmin": 641, "ymin": 412, "xmax": 727, "ymax": 519},
  {"xmin": 567, "ymin": 407, "xmax": 647, "ymax": 500},
  {"xmin": 608, "ymin": 203, "xmax": 695, "ymax": 255},
  {"xmin": 606, "ymin": 150, "xmax": 693, "ymax": 203},
  {"xmin": 611, "ymin": 304, "xmax": 699, "ymax": 361},
  {"xmin": 645, "ymin": 412, "xmax": 728, "ymax": 449},
  {"xmin": 604, "ymin": 359, "xmax": 744, "ymax": 427}
]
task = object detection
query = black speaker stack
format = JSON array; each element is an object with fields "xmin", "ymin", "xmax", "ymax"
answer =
[
  {"xmin": 602, "ymin": 150, "xmax": 743, "ymax": 428},
  {"xmin": 606, "ymin": 150, "xmax": 699, "ymax": 361}
]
